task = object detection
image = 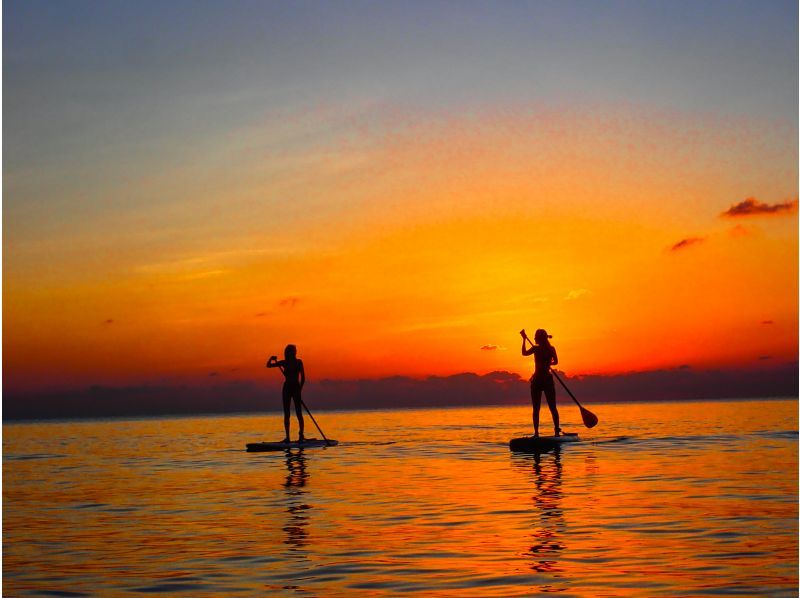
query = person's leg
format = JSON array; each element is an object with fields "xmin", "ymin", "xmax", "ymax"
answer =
[
  {"xmin": 544, "ymin": 379, "xmax": 560, "ymax": 435},
  {"xmin": 282, "ymin": 387, "xmax": 291, "ymax": 442},
  {"xmin": 294, "ymin": 393, "xmax": 305, "ymax": 441},
  {"xmin": 531, "ymin": 384, "xmax": 542, "ymax": 436}
]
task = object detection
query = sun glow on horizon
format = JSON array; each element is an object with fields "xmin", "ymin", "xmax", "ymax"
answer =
[{"xmin": 4, "ymin": 14, "xmax": 797, "ymax": 394}]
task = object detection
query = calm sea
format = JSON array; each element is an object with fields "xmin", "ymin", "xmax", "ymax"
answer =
[{"xmin": 3, "ymin": 399, "xmax": 797, "ymax": 596}]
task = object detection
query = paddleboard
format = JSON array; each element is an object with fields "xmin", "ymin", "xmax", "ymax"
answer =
[
  {"xmin": 509, "ymin": 433, "xmax": 579, "ymax": 452},
  {"xmin": 246, "ymin": 438, "xmax": 338, "ymax": 452}
]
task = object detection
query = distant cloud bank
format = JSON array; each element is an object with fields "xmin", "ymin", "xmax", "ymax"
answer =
[
  {"xmin": 721, "ymin": 197, "xmax": 797, "ymax": 218},
  {"xmin": 4, "ymin": 364, "xmax": 797, "ymax": 421}
]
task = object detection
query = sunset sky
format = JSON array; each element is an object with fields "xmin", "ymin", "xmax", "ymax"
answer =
[{"xmin": 4, "ymin": 1, "xmax": 798, "ymax": 396}]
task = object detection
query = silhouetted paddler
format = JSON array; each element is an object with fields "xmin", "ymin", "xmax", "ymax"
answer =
[
  {"xmin": 521, "ymin": 328, "xmax": 561, "ymax": 437},
  {"xmin": 267, "ymin": 344, "xmax": 306, "ymax": 443}
]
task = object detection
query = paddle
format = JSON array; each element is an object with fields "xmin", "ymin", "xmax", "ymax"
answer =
[
  {"xmin": 551, "ymin": 369, "xmax": 599, "ymax": 429},
  {"xmin": 300, "ymin": 398, "xmax": 334, "ymax": 446}
]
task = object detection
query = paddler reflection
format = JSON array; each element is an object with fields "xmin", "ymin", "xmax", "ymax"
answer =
[
  {"xmin": 513, "ymin": 448, "xmax": 566, "ymax": 578},
  {"xmin": 283, "ymin": 449, "xmax": 311, "ymax": 550}
]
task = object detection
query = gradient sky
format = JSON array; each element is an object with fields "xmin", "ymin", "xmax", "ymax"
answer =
[{"xmin": 4, "ymin": 0, "xmax": 798, "ymax": 393}]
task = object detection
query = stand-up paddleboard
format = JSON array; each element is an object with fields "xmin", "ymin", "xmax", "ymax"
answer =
[
  {"xmin": 509, "ymin": 433, "xmax": 579, "ymax": 452},
  {"xmin": 246, "ymin": 438, "xmax": 338, "ymax": 452}
]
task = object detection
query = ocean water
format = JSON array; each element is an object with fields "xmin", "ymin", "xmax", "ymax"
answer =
[{"xmin": 3, "ymin": 399, "xmax": 797, "ymax": 596}]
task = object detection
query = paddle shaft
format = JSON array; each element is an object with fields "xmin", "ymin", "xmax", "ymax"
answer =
[
  {"xmin": 300, "ymin": 398, "xmax": 331, "ymax": 445},
  {"xmin": 550, "ymin": 369, "xmax": 584, "ymax": 409}
]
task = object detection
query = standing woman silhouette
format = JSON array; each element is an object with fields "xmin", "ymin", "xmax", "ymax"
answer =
[
  {"xmin": 267, "ymin": 344, "xmax": 305, "ymax": 443},
  {"xmin": 521, "ymin": 328, "xmax": 561, "ymax": 437}
]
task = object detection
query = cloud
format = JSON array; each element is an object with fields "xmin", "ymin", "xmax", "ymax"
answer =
[
  {"xmin": 279, "ymin": 297, "xmax": 301, "ymax": 308},
  {"xmin": 103, "ymin": 319, "xmax": 114, "ymax": 325},
  {"xmin": 5, "ymin": 364, "xmax": 798, "ymax": 421},
  {"xmin": 209, "ymin": 371, "xmax": 219, "ymax": 377},
  {"xmin": 758, "ymin": 355, "xmax": 772, "ymax": 361},
  {"xmin": 565, "ymin": 289, "xmax": 589, "ymax": 300},
  {"xmin": 254, "ymin": 312, "xmax": 269, "ymax": 317},
  {"xmin": 761, "ymin": 320, "xmax": 774, "ymax": 325},
  {"xmin": 670, "ymin": 237, "xmax": 705, "ymax": 252},
  {"xmin": 721, "ymin": 197, "xmax": 798, "ymax": 218},
  {"xmin": 182, "ymin": 270, "xmax": 227, "ymax": 280},
  {"xmin": 480, "ymin": 344, "xmax": 507, "ymax": 351}
]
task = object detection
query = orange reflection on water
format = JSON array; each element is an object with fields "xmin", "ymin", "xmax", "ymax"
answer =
[{"xmin": 3, "ymin": 399, "xmax": 797, "ymax": 595}]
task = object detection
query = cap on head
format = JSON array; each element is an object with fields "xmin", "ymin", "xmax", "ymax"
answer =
[
  {"xmin": 534, "ymin": 329, "xmax": 552, "ymax": 342},
  {"xmin": 284, "ymin": 344, "xmax": 297, "ymax": 359}
]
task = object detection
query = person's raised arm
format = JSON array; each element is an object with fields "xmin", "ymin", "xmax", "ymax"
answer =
[
  {"xmin": 266, "ymin": 356, "xmax": 285, "ymax": 369},
  {"xmin": 520, "ymin": 329, "xmax": 535, "ymax": 356}
]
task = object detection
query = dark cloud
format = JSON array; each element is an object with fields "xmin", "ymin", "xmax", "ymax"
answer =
[
  {"xmin": 209, "ymin": 372, "xmax": 219, "ymax": 377},
  {"xmin": 761, "ymin": 320, "xmax": 774, "ymax": 325},
  {"xmin": 5, "ymin": 364, "xmax": 797, "ymax": 421},
  {"xmin": 254, "ymin": 312, "xmax": 268, "ymax": 318},
  {"xmin": 481, "ymin": 344, "xmax": 502, "ymax": 351},
  {"xmin": 104, "ymin": 319, "xmax": 114, "ymax": 325},
  {"xmin": 721, "ymin": 197, "xmax": 798, "ymax": 218},
  {"xmin": 670, "ymin": 237, "xmax": 705, "ymax": 252},
  {"xmin": 279, "ymin": 297, "xmax": 300, "ymax": 308},
  {"xmin": 3, "ymin": 381, "xmax": 270, "ymax": 421},
  {"xmin": 758, "ymin": 355, "xmax": 771, "ymax": 360}
]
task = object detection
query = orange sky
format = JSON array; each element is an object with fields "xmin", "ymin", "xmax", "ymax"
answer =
[{"xmin": 5, "ymin": 104, "xmax": 797, "ymax": 392}]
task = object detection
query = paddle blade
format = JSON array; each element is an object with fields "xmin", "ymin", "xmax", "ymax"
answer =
[{"xmin": 580, "ymin": 406, "xmax": 599, "ymax": 428}]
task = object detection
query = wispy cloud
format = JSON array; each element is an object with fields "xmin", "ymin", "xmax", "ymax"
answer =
[
  {"xmin": 721, "ymin": 197, "xmax": 798, "ymax": 218},
  {"xmin": 670, "ymin": 237, "xmax": 705, "ymax": 252},
  {"xmin": 761, "ymin": 320, "xmax": 774, "ymax": 325},
  {"xmin": 565, "ymin": 289, "xmax": 589, "ymax": 300},
  {"xmin": 480, "ymin": 344, "xmax": 506, "ymax": 351},
  {"xmin": 135, "ymin": 247, "xmax": 296, "ymax": 276},
  {"xmin": 394, "ymin": 306, "xmax": 537, "ymax": 334},
  {"xmin": 181, "ymin": 269, "xmax": 227, "ymax": 280}
]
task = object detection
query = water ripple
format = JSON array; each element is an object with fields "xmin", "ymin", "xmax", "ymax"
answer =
[{"xmin": 3, "ymin": 400, "xmax": 797, "ymax": 596}]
